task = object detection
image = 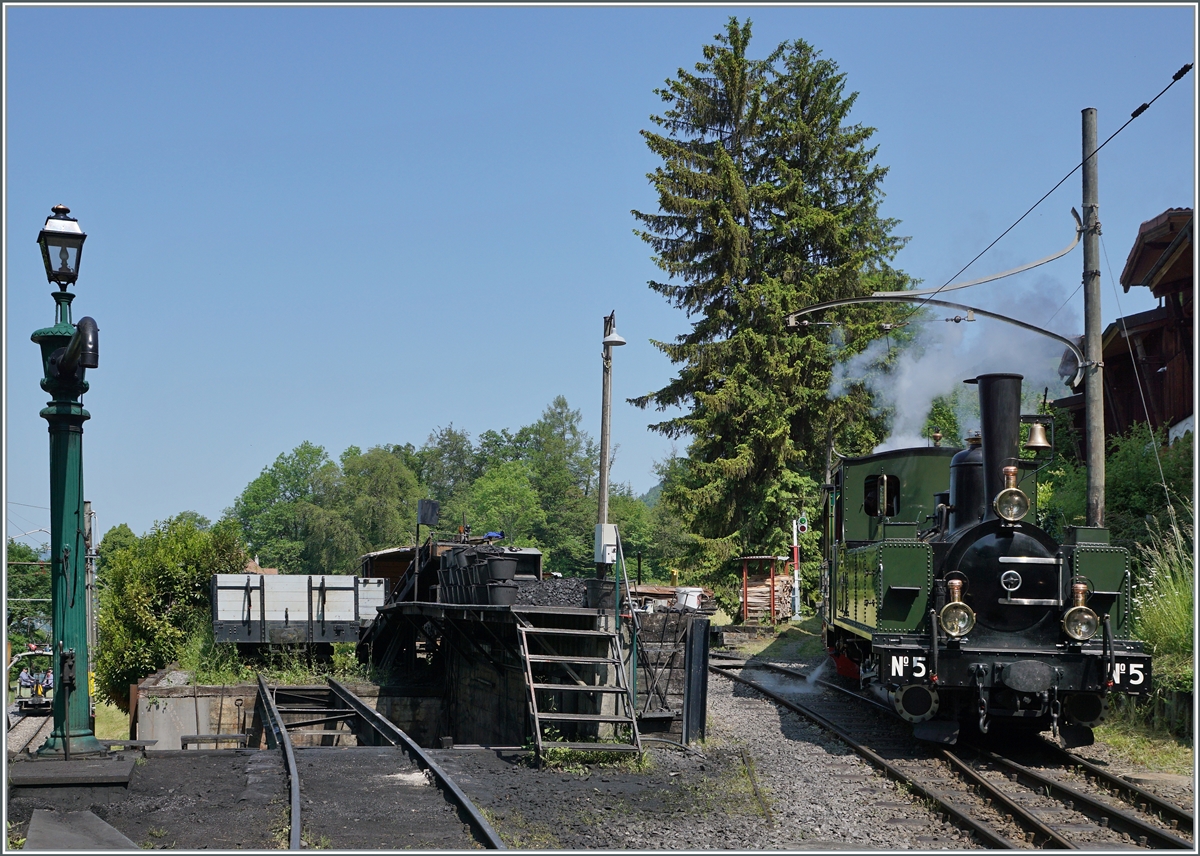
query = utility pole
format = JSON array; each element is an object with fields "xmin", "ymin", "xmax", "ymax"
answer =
[
  {"xmin": 597, "ymin": 313, "xmax": 616, "ymax": 531},
  {"xmin": 595, "ymin": 312, "xmax": 625, "ymax": 579},
  {"xmin": 1082, "ymin": 108, "xmax": 1105, "ymax": 527}
]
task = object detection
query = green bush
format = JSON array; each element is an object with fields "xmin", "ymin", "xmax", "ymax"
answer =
[
  {"xmin": 1039, "ymin": 425, "xmax": 1192, "ymax": 559},
  {"xmin": 177, "ymin": 624, "xmax": 254, "ymax": 686},
  {"xmin": 95, "ymin": 515, "xmax": 246, "ymax": 711}
]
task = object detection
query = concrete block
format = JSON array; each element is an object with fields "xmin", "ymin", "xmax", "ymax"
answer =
[{"xmin": 25, "ymin": 809, "xmax": 138, "ymax": 850}]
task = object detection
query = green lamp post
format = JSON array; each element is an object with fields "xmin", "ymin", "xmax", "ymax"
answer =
[{"xmin": 31, "ymin": 204, "xmax": 104, "ymax": 758}]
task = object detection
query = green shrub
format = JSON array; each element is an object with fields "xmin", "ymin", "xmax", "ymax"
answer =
[
  {"xmin": 1133, "ymin": 501, "xmax": 1194, "ymax": 693},
  {"xmin": 95, "ymin": 515, "xmax": 246, "ymax": 711},
  {"xmin": 1039, "ymin": 425, "xmax": 1192, "ymax": 567},
  {"xmin": 177, "ymin": 624, "xmax": 254, "ymax": 686}
]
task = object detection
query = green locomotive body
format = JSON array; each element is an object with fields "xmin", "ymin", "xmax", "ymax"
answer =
[{"xmin": 820, "ymin": 374, "xmax": 1150, "ymax": 745}]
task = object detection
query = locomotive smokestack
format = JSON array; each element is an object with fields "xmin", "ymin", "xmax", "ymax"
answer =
[{"xmin": 970, "ymin": 373, "xmax": 1023, "ymax": 522}]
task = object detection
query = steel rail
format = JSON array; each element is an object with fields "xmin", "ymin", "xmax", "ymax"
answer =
[
  {"xmin": 971, "ymin": 747, "xmax": 1194, "ymax": 849},
  {"xmin": 709, "ymin": 665, "xmax": 1016, "ymax": 848},
  {"xmin": 6, "ymin": 710, "xmax": 53, "ymax": 756},
  {"xmin": 326, "ymin": 678, "xmax": 506, "ymax": 850},
  {"xmin": 939, "ymin": 748, "xmax": 1076, "ymax": 849},
  {"xmin": 256, "ymin": 674, "xmax": 302, "ymax": 851},
  {"xmin": 745, "ymin": 659, "xmax": 1192, "ymax": 848},
  {"xmin": 738, "ymin": 661, "xmax": 1081, "ymax": 846},
  {"xmin": 740, "ymin": 658, "xmax": 899, "ymax": 718},
  {"xmin": 1037, "ymin": 736, "xmax": 1194, "ymax": 835}
]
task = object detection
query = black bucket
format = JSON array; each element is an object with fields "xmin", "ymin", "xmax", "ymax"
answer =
[
  {"xmin": 487, "ymin": 556, "xmax": 518, "ymax": 581},
  {"xmin": 488, "ymin": 581, "xmax": 519, "ymax": 606},
  {"xmin": 585, "ymin": 578, "xmax": 616, "ymax": 609},
  {"xmin": 472, "ymin": 584, "xmax": 490, "ymax": 605}
]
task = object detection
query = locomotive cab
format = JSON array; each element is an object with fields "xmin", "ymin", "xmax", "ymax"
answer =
[{"xmin": 822, "ymin": 372, "xmax": 1151, "ymax": 746}]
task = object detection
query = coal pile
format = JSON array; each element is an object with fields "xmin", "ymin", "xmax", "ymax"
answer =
[{"xmin": 515, "ymin": 577, "xmax": 588, "ymax": 607}]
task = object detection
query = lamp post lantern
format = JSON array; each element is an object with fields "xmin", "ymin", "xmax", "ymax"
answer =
[{"xmin": 31, "ymin": 205, "xmax": 103, "ymax": 757}]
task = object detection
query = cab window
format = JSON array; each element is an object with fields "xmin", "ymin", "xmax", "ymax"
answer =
[{"xmin": 864, "ymin": 474, "xmax": 899, "ymax": 517}]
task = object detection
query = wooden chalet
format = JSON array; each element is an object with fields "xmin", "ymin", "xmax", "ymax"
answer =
[{"xmin": 1053, "ymin": 208, "xmax": 1193, "ymax": 450}]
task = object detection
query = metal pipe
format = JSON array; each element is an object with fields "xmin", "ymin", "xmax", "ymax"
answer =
[
  {"xmin": 974, "ymin": 374, "xmax": 1023, "ymax": 521},
  {"xmin": 929, "ymin": 609, "xmax": 939, "ymax": 683},
  {"xmin": 787, "ymin": 297, "xmax": 1086, "ymax": 387},
  {"xmin": 769, "ymin": 558, "xmax": 775, "ymax": 624},
  {"xmin": 742, "ymin": 559, "xmax": 748, "ymax": 624},
  {"xmin": 1102, "ymin": 613, "xmax": 1115, "ymax": 692},
  {"xmin": 57, "ymin": 316, "xmax": 99, "ymax": 376}
]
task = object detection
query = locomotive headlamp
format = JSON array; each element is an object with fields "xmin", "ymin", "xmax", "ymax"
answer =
[
  {"xmin": 37, "ymin": 205, "xmax": 86, "ymax": 288},
  {"xmin": 1062, "ymin": 582, "xmax": 1099, "ymax": 641},
  {"xmin": 939, "ymin": 578, "xmax": 975, "ymax": 637},
  {"xmin": 993, "ymin": 465, "xmax": 1029, "ymax": 522}
]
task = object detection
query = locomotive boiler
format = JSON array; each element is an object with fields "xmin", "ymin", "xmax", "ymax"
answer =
[{"xmin": 820, "ymin": 373, "xmax": 1151, "ymax": 746}]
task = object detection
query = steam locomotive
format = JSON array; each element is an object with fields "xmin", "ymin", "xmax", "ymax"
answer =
[{"xmin": 820, "ymin": 373, "xmax": 1151, "ymax": 746}]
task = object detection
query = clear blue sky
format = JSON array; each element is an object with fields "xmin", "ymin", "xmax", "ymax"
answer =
[{"xmin": 4, "ymin": 5, "xmax": 1195, "ymax": 544}]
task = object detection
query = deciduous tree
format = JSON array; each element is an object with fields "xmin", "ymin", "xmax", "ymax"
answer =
[
  {"xmin": 6, "ymin": 538, "xmax": 50, "ymax": 647},
  {"xmin": 465, "ymin": 461, "xmax": 545, "ymax": 546}
]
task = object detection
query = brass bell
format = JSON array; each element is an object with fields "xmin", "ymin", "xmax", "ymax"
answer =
[{"xmin": 1024, "ymin": 421, "xmax": 1051, "ymax": 452}]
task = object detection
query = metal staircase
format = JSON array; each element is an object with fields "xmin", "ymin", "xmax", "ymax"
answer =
[{"xmin": 515, "ymin": 620, "xmax": 641, "ymax": 754}]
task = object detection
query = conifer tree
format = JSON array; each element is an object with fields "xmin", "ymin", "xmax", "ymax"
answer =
[{"xmin": 632, "ymin": 18, "xmax": 910, "ymax": 560}]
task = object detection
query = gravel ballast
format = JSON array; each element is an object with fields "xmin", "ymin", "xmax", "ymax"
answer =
[{"xmin": 434, "ymin": 672, "xmax": 969, "ymax": 850}]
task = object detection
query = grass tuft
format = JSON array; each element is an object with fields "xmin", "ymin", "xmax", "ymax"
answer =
[
  {"xmin": 1133, "ymin": 501, "xmax": 1193, "ymax": 676},
  {"xmin": 1094, "ymin": 719, "xmax": 1193, "ymax": 775},
  {"xmin": 480, "ymin": 807, "xmax": 558, "ymax": 849},
  {"xmin": 174, "ymin": 624, "xmax": 373, "ymax": 687},
  {"xmin": 7, "ymin": 821, "xmax": 26, "ymax": 851}
]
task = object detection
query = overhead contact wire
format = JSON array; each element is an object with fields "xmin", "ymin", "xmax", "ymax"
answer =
[{"xmin": 901, "ymin": 62, "xmax": 1193, "ymax": 324}]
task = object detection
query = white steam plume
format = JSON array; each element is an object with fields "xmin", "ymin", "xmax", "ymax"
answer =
[{"xmin": 829, "ymin": 314, "xmax": 1074, "ymax": 452}]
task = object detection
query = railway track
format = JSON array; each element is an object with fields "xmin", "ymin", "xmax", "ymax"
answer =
[
  {"xmin": 256, "ymin": 674, "xmax": 505, "ymax": 850},
  {"xmin": 5, "ymin": 709, "xmax": 54, "ymax": 758},
  {"xmin": 710, "ymin": 658, "xmax": 1193, "ymax": 849}
]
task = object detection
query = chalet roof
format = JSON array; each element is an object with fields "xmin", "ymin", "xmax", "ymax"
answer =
[
  {"xmin": 1101, "ymin": 305, "xmax": 1171, "ymax": 352},
  {"xmin": 1120, "ymin": 208, "xmax": 1193, "ymax": 294}
]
